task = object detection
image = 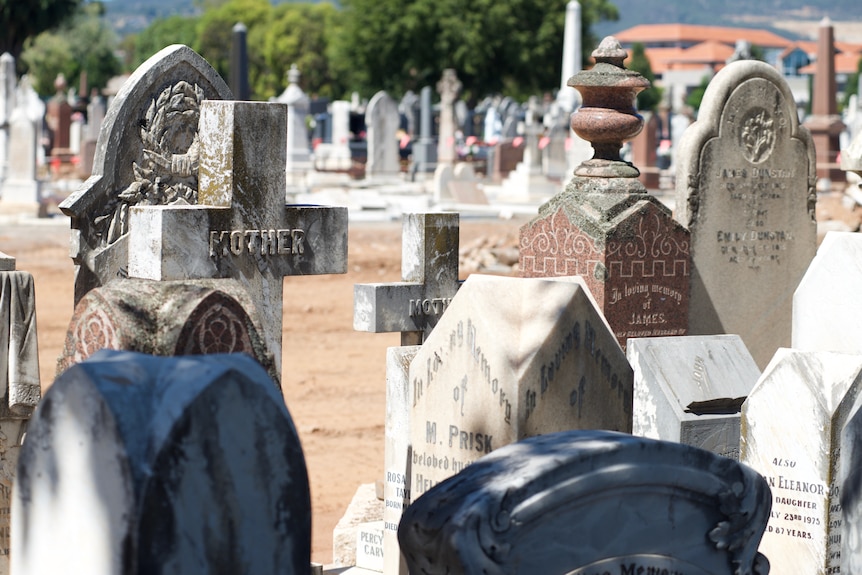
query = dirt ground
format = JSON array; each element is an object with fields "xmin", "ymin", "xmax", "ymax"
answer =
[
  {"xmin": 0, "ymin": 214, "xmax": 525, "ymax": 565},
  {"xmin": 2, "ymin": 189, "xmax": 860, "ymax": 564}
]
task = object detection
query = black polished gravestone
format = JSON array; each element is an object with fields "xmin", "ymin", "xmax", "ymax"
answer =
[
  {"xmin": 12, "ymin": 351, "xmax": 310, "ymax": 575},
  {"xmin": 399, "ymin": 430, "xmax": 772, "ymax": 575}
]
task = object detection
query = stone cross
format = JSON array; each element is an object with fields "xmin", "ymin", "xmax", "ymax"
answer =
[
  {"xmin": 353, "ymin": 213, "xmax": 460, "ymax": 346},
  {"xmin": 128, "ymin": 100, "xmax": 348, "ymax": 377},
  {"xmin": 436, "ymin": 70, "xmax": 461, "ymax": 165}
]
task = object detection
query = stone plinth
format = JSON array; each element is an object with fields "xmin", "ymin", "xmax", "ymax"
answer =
[{"xmin": 519, "ymin": 36, "xmax": 689, "ymax": 349}]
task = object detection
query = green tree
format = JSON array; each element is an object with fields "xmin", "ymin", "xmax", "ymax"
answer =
[
  {"xmin": 194, "ymin": 0, "xmax": 272, "ymax": 97},
  {"xmin": 259, "ymin": 2, "xmax": 342, "ymax": 100},
  {"xmin": 0, "ymin": 0, "xmax": 81, "ymax": 61},
  {"xmin": 20, "ymin": 2, "xmax": 120, "ymax": 96},
  {"xmin": 841, "ymin": 55, "xmax": 862, "ymax": 111},
  {"xmin": 685, "ymin": 74, "xmax": 712, "ymax": 113},
  {"xmin": 330, "ymin": 0, "xmax": 618, "ymax": 101},
  {"xmin": 129, "ymin": 14, "xmax": 200, "ymax": 69},
  {"xmin": 627, "ymin": 42, "xmax": 663, "ymax": 112}
]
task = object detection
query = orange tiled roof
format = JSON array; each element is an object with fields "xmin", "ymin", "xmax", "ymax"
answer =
[
  {"xmin": 614, "ymin": 23, "xmax": 792, "ymax": 49},
  {"xmin": 673, "ymin": 40, "xmax": 736, "ymax": 63},
  {"xmin": 798, "ymin": 52, "xmax": 862, "ymax": 75}
]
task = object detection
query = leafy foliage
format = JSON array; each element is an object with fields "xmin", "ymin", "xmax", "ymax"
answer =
[
  {"xmin": 685, "ymin": 75, "xmax": 712, "ymax": 113},
  {"xmin": 20, "ymin": 2, "xmax": 121, "ymax": 96},
  {"xmin": 0, "ymin": 0, "xmax": 81, "ymax": 61},
  {"xmin": 129, "ymin": 15, "xmax": 200, "ymax": 69},
  {"xmin": 330, "ymin": 0, "xmax": 619, "ymax": 101},
  {"xmin": 627, "ymin": 42, "xmax": 663, "ymax": 112}
]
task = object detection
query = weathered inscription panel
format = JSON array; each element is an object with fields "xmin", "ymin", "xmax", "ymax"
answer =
[
  {"xmin": 407, "ymin": 275, "xmax": 632, "ymax": 500},
  {"xmin": 676, "ymin": 62, "xmax": 816, "ymax": 369}
]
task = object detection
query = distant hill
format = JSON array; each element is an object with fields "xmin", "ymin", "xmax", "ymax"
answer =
[
  {"xmin": 107, "ymin": 0, "xmax": 862, "ymax": 40},
  {"xmin": 595, "ymin": 0, "xmax": 862, "ymax": 42}
]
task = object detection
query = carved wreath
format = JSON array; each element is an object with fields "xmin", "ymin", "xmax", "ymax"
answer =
[{"xmin": 96, "ymin": 81, "xmax": 204, "ymax": 246}]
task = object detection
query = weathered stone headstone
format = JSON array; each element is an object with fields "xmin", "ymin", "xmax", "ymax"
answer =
[
  {"xmin": 275, "ymin": 64, "xmax": 312, "ymax": 186},
  {"xmin": 436, "ymin": 70, "xmax": 461, "ymax": 165},
  {"xmin": 0, "ymin": 53, "xmax": 14, "ymax": 184},
  {"xmin": 628, "ymin": 334, "xmax": 759, "ymax": 460},
  {"xmin": 354, "ymin": 213, "xmax": 459, "ymax": 346},
  {"xmin": 399, "ymin": 430, "xmax": 772, "ymax": 575},
  {"xmin": 57, "ymin": 279, "xmax": 276, "ymax": 380},
  {"xmin": 365, "ymin": 91, "xmax": 400, "ymax": 178},
  {"xmin": 0, "ymin": 250, "xmax": 40, "ymax": 574},
  {"xmin": 59, "ymin": 44, "xmax": 233, "ymax": 304},
  {"xmin": 0, "ymin": 77, "xmax": 43, "ymax": 214},
  {"xmin": 381, "ymin": 345, "xmax": 419, "ymax": 575},
  {"xmin": 502, "ymin": 96, "xmax": 558, "ymax": 199},
  {"xmin": 314, "ymin": 100, "xmax": 352, "ymax": 171},
  {"xmin": 431, "ymin": 164, "xmax": 454, "ymax": 204},
  {"xmin": 793, "ymin": 232, "xmax": 862, "ymax": 355},
  {"xmin": 676, "ymin": 60, "xmax": 817, "ymax": 369},
  {"xmin": 741, "ymin": 348, "xmax": 862, "ymax": 575},
  {"xmin": 838, "ymin": 391, "xmax": 862, "ymax": 573},
  {"xmin": 13, "ymin": 350, "xmax": 310, "ymax": 575},
  {"xmin": 520, "ymin": 37, "xmax": 690, "ymax": 349},
  {"xmin": 79, "ymin": 91, "xmax": 106, "ymax": 178},
  {"xmin": 408, "ymin": 274, "xmax": 633, "ymax": 501},
  {"xmin": 58, "ymin": 47, "xmax": 347, "ymax": 381}
]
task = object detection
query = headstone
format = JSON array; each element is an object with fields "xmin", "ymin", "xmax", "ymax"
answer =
[
  {"xmin": 741, "ymin": 348, "xmax": 862, "ymax": 575},
  {"xmin": 46, "ymin": 75, "xmax": 72, "ymax": 156},
  {"xmin": 354, "ymin": 213, "xmax": 459, "ymax": 346},
  {"xmin": 0, "ymin": 53, "xmax": 14, "ymax": 184},
  {"xmin": 399, "ymin": 90, "xmax": 419, "ymax": 138},
  {"xmin": 0, "ymin": 77, "xmax": 44, "ymax": 214},
  {"xmin": 0, "ymin": 251, "xmax": 41, "ymax": 574},
  {"xmin": 59, "ymin": 47, "xmax": 346, "ymax": 381},
  {"xmin": 410, "ymin": 86, "xmax": 436, "ymax": 174},
  {"xmin": 58, "ymin": 44, "xmax": 233, "ymax": 304},
  {"xmin": 838, "ymin": 389, "xmax": 862, "ymax": 573},
  {"xmin": 542, "ymin": 101, "xmax": 570, "ymax": 181},
  {"xmin": 631, "ymin": 111, "xmax": 659, "ymax": 189},
  {"xmin": 502, "ymin": 96, "xmax": 558, "ymax": 199},
  {"xmin": 365, "ymin": 91, "xmax": 400, "ymax": 178},
  {"xmin": 314, "ymin": 99, "xmax": 352, "ymax": 171},
  {"xmin": 57, "ymin": 278, "xmax": 277, "ymax": 381},
  {"xmin": 489, "ymin": 139, "xmax": 524, "ymax": 182},
  {"xmin": 448, "ymin": 162, "xmax": 488, "ymax": 205},
  {"xmin": 382, "ymin": 345, "xmax": 419, "ymax": 575},
  {"xmin": 628, "ymin": 334, "xmax": 760, "ymax": 460},
  {"xmin": 675, "ymin": 59, "xmax": 817, "ymax": 369},
  {"xmin": 230, "ymin": 22, "xmax": 250, "ymax": 101},
  {"xmin": 125, "ymin": 100, "xmax": 346, "ymax": 379},
  {"xmin": 13, "ymin": 350, "xmax": 310, "ymax": 575},
  {"xmin": 275, "ymin": 64, "xmax": 312, "ymax": 186},
  {"xmin": 793, "ymin": 232, "xmax": 862, "ymax": 354},
  {"xmin": 407, "ymin": 274, "xmax": 633, "ymax": 501},
  {"xmin": 79, "ymin": 91, "xmax": 106, "ymax": 178},
  {"xmin": 520, "ymin": 37, "xmax": 690, "ymax": 350},
  {"xmin": 436, "ymin": 70, "xmax": 461, "ymax": 165},
  {"xmin": 804, "ymin": 18, "xmax": 844, "ymax": 183},
  {"xmin": 399, "ymin": 430, "xmax": 772, "ymax": 575},
  {"xmin": 431, "ymin": 164, "xmax": 453, "ymax": 204}
]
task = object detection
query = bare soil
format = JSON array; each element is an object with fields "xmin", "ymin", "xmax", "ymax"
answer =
[
  {"xmin": 0, "ymin": 215, "xmax": 525, "ymax": 565},
  {"xmin": 2, "ymin": 189, "xmax": 860, "ymax": 564}
]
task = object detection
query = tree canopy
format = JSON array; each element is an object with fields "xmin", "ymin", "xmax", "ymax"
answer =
[
  {"xmin": 0, "ymin": 0, "xmax": 82, "ymax": 61},
  {"xmin": 330, "ymin": 0, "xmax": 619, "ymax": 102},
  {"xmin": 20, "ymin": 2, "xmax": 121, "ymax": 96},
  {"xmin": 627, "ymin": 42, "xmax": 663, "ymax": 112}
]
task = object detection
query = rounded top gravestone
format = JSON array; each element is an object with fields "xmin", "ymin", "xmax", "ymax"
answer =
[{"xmin": 59, "ymin": 45, "xmax": 232, "ymax": 305}]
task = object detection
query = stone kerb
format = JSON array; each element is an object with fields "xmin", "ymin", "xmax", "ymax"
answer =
[
  {"xmin": 399, "ymin": 430, "xmax": 772, "ymax": 575},
  {"xmin": 675, "ymin": 59, "xmax": 817, "ymax": 369},
  {"xmin": 13, "ymin": 350, "xmax": 310, "ymax": 575},
  {"xmin": 58, "ymin": 45, "xmax": 232, "ymax": 304}
]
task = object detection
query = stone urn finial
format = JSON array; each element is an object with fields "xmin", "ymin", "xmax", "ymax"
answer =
[{"xmin": 567, "ymin": 36, "xmax": 650, "ymax": 178}]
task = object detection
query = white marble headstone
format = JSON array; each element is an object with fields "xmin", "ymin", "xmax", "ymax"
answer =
[
  {"xmin": 408, "ymin": 274, "xmax": 633, "ymax": 501},
  {"xmin": 628, "ymin": 334, "xmax": 759, "ymax": 460},
  {"xmin": 742, "ymin": 348, "xmax": 862, "ymax": 575}
]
